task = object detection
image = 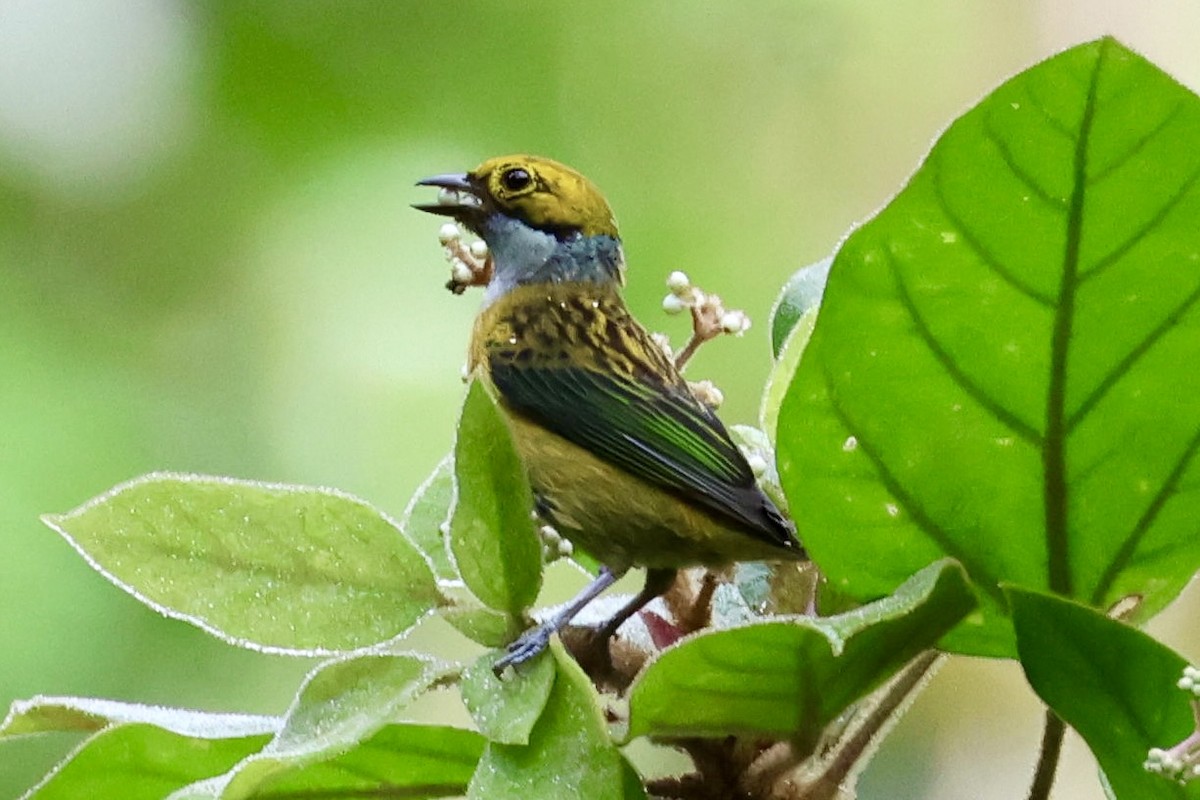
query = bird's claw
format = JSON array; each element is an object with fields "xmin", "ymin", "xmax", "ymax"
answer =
[{"xmin": 492, "ymin": 625, "xmax": 553, "ymax": 677}]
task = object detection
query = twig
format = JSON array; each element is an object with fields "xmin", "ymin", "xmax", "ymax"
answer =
[{"xmin": 1025, "ymin": 710, "xmax": 1066, "ymax": 800}]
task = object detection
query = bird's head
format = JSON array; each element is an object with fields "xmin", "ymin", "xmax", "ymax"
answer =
[{"xmin": 416, "ymin": 155, "xmax": 625, "ymax": 298}]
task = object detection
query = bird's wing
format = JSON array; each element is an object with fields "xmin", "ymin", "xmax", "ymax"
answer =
[{"xmin": 488, "ymin": 342, "xmax": 796, "ymax": 551}]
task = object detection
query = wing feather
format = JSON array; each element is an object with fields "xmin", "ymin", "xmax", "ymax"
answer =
[{"xmin": 489, "ymin": 353, "xmax": 796, "ymax": 549}]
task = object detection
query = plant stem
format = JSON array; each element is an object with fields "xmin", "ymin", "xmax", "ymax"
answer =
[
  {"xmin": 800, "ymin": 650, "xmax": 942, "ymax": 800},
  {"xmin": 1026, "ymin": 710, "xmax": 1066, "ymax": 800}
]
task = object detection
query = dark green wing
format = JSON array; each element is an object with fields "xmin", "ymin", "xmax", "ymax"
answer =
[{"xmin": 489, "ymin": 359, "xmax": 798, "ymax": 550}]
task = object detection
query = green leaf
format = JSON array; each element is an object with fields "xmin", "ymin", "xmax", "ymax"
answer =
[
  {"xmin": 19, "ymin": 725, "xmax": 269, "ymax": 800},
  {"xmin": 760, "ymin": 306, "xmax": 819, "ymax": 442},
  {"xmin": 43, "ymin": 474, "xmax": 441, "ymax": 654},
  {"xmin": 1010, "ymin": 588, "xmax": 1200, "ymax": 800},
  {"xmin": 768, "ymin": 256, "xmax": 831, "ymax": 358},
  {"xmin": 401, "ymin": 454, "xmax": 458, "ymax": 581},
  {"xmin": 468, "ymin": 644, "xmax": 646, "ymax": 800},
  {"xmin": 450, "ymin": 380, "xmax": 541, "ymax": 618},
  {"xmin": 253, "ymin": 724, "xmax": 483, "ymax": 797},
  {"xmin": 626, "ymin": 560, "xmax": 974, "ymax": 752},
  {"xmin": 440, "ymin": 597, "xmax": 523, "ymax": 648},
  {"xmin": 777, "ymin": 37, "xmax": 1200, "ymax": 656},
  {"xmin": 461, "ymin": 651, "xmax": 556, "ymax": 745},
  {"xmin": 170, "ymin": 653, "xmax": 451, "ymax": 800},
  {"xmin": 1, "ymin": 696, "xmax": 277, "ymax": 741}
]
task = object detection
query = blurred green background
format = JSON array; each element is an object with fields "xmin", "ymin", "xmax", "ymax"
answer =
[{"xmin": 2, "ymin": 1, "xmax": 1199, "ymax": 797}]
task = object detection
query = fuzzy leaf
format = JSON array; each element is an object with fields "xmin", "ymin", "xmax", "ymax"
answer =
[
  {"xmin": 626, "ymin": 560, "xmax": 973, "ymax": 752},
  {"xmin": 401, "ymin": 454, "xmax": 458, "ymax": 581},
  {"xmin": 468, "ymin": 645, "xmax": 646, "ymax": 800},
  {"xmin": 449, "ymin": 381, "xmax": 541, "ymax": 618},
  {"xmin": 18, "ymin": 725, "xmax": 269, "ymax": 800},
  {"xmin": 777, "ymin": 37, "xmax": 1200, "ymax": 655},
  {"xmin": 1011, "ymin": 588, "xmax": 1200, "ymax": 800},
  {"xmin": 43, "ymin": 474, "xmax": 440, "ymax": 654},
  {"xmin": 251, "ymin": 724, "xmax": 483, "ymax": 798},
  {"xmin": 0, "ymin": 697, "xmax": 277, "ymax": 741},
  {"xmin": 461, "ymin": 651, "xmax": 556, "ymax": 745},
  {"xmin": 167, "ymin": 653, "xmax": 451, "ymax": 800},
  {"xmin": 769, "ymin": 256, "xmax": 831, "ymax": 358}
]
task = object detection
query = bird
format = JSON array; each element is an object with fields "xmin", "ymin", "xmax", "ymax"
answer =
[{"xmin": 415, "ymin": 155, "xmax": 804, "ymax": 674}]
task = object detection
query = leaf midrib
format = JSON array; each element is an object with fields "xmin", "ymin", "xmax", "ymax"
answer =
[{"xmin": 1043, "ymin": 39, "xmax": 1108, "ymax": 598}]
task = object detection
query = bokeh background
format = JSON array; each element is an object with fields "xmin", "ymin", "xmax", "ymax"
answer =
[{"xmin": 2, "ymin": 2, "xmax": 1199, "ymax": 797}]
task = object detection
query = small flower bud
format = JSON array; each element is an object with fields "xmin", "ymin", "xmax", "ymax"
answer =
[
  {"xmin": 720, "ymin": 310, "xmax": 751, "ymax": 335},
  {"xmin": 469, "ymin": 240, "xmax": 489, "ymax": 259},
  {"xmin": 437, "ymin": 187, "xmax": 460, "ymax": 206},
  {"xmin": 666, "ymin": 270, "xmax": 691, "ymax": 294},
  {"xmin": 689, "ymin": 379, "xmax": 724, "ymax": 409},
  {"xmin": 557, "ymin": 538, "xmax": 574, "ymax": 557},
  {"xmin": 650, "ymin": 332, "xmax": 673, "ymax": 358},
  {"xmin": 745, "ymin": 453, "xmax": 768, "ymax": 477},
  {"xmin": 438, "ymin": 223, "xmax": 461, "ymax": 245},
  {"xmin": 451, "ymin": 259, "xmax": 473, "ymax": 285},
  {"xmin": 662, "ymin": 293, "xmax": 687, "ymax": 315}
]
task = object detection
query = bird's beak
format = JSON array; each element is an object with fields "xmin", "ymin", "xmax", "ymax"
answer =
[{"xmin": 413, "ymin": 172, "xmax": 484, "ymax": 219}]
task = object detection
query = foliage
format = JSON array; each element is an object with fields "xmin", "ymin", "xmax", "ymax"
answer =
[{"xmin": 4, "ymin": 36, "xmax": 1200, "ymax": 800}]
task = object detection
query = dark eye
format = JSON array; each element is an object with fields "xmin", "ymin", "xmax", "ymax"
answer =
[{"xmin": 501, "ymin": 167, "xmax": 532, "ymax": 191}]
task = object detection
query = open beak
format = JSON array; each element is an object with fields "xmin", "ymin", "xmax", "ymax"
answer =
[{"xmin": 413, "ymin": 172, "xmax": 484, "ymax": 219}]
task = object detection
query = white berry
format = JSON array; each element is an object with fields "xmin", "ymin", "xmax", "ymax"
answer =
[
  {"xmin": 666, "ymin": 270, "xmax": 691, "ymax": 294},
  {"xmin": 662, "ymin": 293, "xmax": 687, "ymax": 315},
  {"xmin": 451, "ymin": 260, "xmax": 473, "ymax": 284},
  {"xmin": 438, "ymin": 223, "xmax": 461, "ymax": 245},
  {"xmin": 721, "ymin": 310, "xmax": 751, "ymax": 335}
]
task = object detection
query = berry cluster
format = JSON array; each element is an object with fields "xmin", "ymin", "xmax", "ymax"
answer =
[
  {"xmin": 436, "ymin": 221, "xmax": 491, "ymax": 294},
  {"xmin": 1144, "ymin": 665, "xmax": 1200, "ymax": 783}
]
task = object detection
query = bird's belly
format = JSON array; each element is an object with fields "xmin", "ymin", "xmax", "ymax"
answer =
[{"xmin": 503, "ymin": 409, "xmax": 782, "ymax": 571}]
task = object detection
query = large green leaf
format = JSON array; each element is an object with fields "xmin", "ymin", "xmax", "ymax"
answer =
[
  {"xmin": 468, "ymin": 644, "xmax": 646, "ymax": 800},
  {"xmin": 43, "ymin": 474, "xmax": 441, "ymax": 653},
  {"xmin": 1010, "ymin": 588, "xmax": 1200, "ymax": 800},
  {"xmin": 449, "ymin": 380, "xmax": 541, "ymax": 618},
  {"xmin": 626, "ymin": 560, "xmax": 972, "ymax": 752},
  {"xmin": 777, "ymin": 37, "xmax": 1200, "ymax": 655}
]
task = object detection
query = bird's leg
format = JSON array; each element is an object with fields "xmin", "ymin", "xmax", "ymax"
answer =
[
  {"xmin": 594, "ymin": 567, "xmax": 678, "ymax": 644},
  {"xmin": 493, "ymin": 565, "xmax": 623, "ymax": 676}
]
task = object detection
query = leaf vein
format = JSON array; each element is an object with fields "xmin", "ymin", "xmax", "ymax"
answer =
[
  {"xmin": 1090, "ymin": 425, "xmax": 1200, "ymax": 605},
  {"xmin": 822, "ymin": 364, "xmax": 1005, "ymax": 602},
  {"xmin": 932, "ymin": 165, "xmax": 1056, "ymax": 308},
  {"xmin": 888, "ymin": 250, "xmax": 1043, "ymax": 445},
  {"xmin": 1088, "ymin": 100, "xmax": 1184, "ymax": 185},
  {"xmin": 1079, "ymin": 161, "xmax": 1200, "ymax": 287},
  {"xmin": 1043, "ymin": 40, "xmax": 1108, "ymax": 597},
  {"xmin": 982, "ymin": 113, "xmax": 1067, "ymax": 210},
  {"xmin": 1067, "ymin": 277, "xmax": 1200, "ymax": 433}
]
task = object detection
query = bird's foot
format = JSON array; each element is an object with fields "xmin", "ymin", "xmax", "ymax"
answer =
[{"xmin": 493, "ymin": 624, "xmax": 554, "ymax": 677}]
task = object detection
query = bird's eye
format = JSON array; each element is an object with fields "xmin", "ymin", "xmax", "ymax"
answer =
[{"xmin": 501, "ymin": 167, "xmax": 532, "ymax": 192}]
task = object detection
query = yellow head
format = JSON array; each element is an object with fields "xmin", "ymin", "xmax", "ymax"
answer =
[
  {"xmin": 418, "ymin": 155, "xmax": 626, "ymax": 298},
  {"xmin": 466, "ymin": 155, "xmax": 619, "ymax": 238},
  {"xmin": 417, "ymin": 155, "xmax": 619, "ymax": 239}
]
